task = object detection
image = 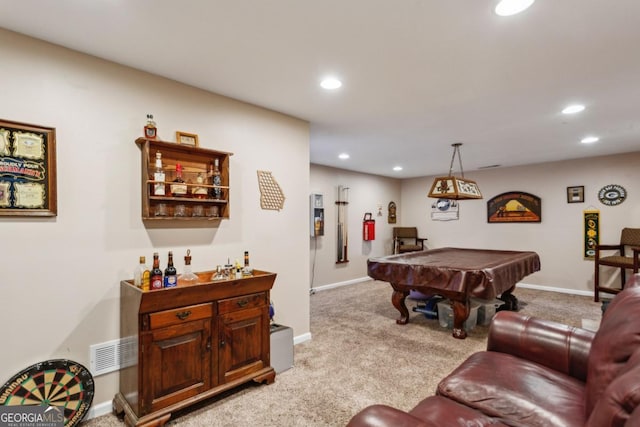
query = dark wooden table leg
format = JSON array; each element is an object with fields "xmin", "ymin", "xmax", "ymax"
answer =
[
  {"xmin": 451, "ymin": 298, "xmax": 470, "ymax": 339},
  {"xmin": 391, "ymin": 288, "xmax": 410, "ymax": 324},
  {"xmin": 499, "ymin": 285, "xmax": 519, "ymax": 311}
]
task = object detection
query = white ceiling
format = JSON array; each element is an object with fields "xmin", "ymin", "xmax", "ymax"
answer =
[{"xmin": 1, "ymin": 0, "xmax": 639, "ymax": 178}]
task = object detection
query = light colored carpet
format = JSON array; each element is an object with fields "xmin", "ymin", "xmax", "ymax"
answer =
[{"xmin": 82, "ymin": 280, "xmax": 602, "ymax": 426}]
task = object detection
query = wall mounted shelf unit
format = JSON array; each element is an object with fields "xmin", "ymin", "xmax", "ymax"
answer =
[{"xmin": 135, "ymin": 137, "xmax": 233, "ymax": 221}]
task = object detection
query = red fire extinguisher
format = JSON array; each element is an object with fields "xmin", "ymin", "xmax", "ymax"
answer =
[{"xmin": 363, "ymin": 213, "xmax": 375, "ymax": 241}]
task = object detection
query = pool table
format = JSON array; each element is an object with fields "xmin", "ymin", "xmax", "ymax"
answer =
[{"xmin": 367, "ymin": 247, "xmax": 541, "ymax": 339}]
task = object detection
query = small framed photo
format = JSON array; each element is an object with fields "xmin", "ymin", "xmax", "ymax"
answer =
[
  {"xmin": 567, "ymin": 186, "xmax": 584, "ymax": 203},
  {"xmin": 176, "ymin": 131, "xmax": 199, "ymax": 147}
]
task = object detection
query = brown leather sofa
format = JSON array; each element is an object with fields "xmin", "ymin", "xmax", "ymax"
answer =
[{"xmin": 347, "ymin": 274, "xmax": 640, "ymax": 427}]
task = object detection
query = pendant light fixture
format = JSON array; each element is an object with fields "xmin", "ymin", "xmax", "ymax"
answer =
[{"xmin": 428, "ymin": 143, "xmax": 482, "ymax": 200}]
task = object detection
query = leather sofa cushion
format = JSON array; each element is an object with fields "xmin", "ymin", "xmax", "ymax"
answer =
[
  {"xmin": 586, "ymin": 287, "xmax": 640, "ymax": 415},
  {"xmin": 437, "ymin": 351, "xmax": 586, "ymax": 427},
  {"xmin": 409, "ymin": 396, "xmax": 510, "ymax": 426}
]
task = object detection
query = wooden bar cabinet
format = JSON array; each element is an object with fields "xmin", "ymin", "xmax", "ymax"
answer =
[{"xmin": 113, "ymin": 270, "xmax": 276, "ymax": 426}]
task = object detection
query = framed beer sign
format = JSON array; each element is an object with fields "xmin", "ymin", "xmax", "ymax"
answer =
[{"xmin": 0, "ymin": 119, "xmax": 57, "ymax": 216}]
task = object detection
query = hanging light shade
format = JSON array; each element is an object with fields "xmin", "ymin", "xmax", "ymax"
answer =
[{"xmin": 428, "ymin": 143, "xmax": 483, "ymax": 200}]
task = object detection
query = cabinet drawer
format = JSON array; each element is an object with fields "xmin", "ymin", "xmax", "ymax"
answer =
[
  {"xmin": 149, "ymin": 303, "xmax": 213, "ymax": 329},
  {"xmin": 218, "ymin": 293, "xmax": 266, "ymax": 314}
]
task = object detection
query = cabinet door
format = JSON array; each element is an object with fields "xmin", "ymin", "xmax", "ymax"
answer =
[
  {"xmin": 218, "ymin": 306, "xmax": 269, "ymax": 384},
  {"xmin": 141, "ymin": 318, "xmax": 212, "ymax": 414}
]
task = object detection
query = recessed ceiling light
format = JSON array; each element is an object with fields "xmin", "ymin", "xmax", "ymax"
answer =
[
  {"xmin": 581, "ymin": 136, "xmax": 599, "ymax": 144},
  {"xmin": 338, "ymin": 153, "xmax": 350, "ymax": 160},
  {"xmin": 495, "ymin": 0, "xmax": 535, "ymax": 16},
  {"xmin": 393, "ymin": 166, "xmax": 403, "ymax": 171},
  {"xmin": 320, "ymin": 77, "xmax": 342, "ymax": 90},
  {"xmin": 562, "ymin": 104, "xmax": 585, "ymax": 114}
]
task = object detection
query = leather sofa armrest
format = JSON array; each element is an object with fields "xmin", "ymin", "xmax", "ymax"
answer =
[
  {"xmin": 487, "ymin": 310, "xmax": 595, "ymax": 381},
  {"xmin": 346, "ymin": 405, "xmax": 434, "ymax": 427}
]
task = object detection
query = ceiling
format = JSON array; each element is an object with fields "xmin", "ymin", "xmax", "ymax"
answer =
[{"xmin": 1, "ymin": 0, "xmax": 639, "ymax": 178}]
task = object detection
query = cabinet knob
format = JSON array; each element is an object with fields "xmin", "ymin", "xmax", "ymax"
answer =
[
  {"xmin": 236, "ymin": 299, "xmax": 249, "ymax": 307},
  {"xmin": 175, "ymin": 310, "xmax": 191, "ymax": 320},
  {"xmin": 220, "ymin": 340, "xmax": 226, "ymax": 347}
]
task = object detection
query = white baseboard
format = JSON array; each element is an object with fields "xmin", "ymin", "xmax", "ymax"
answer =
[
  {"xmin": 312, "ymin": 278, "xmax": 594, "ymax": 298},
  {"xmin": 294, "ymin": 332, "xmax": 312, "ymax": 345},
  {"xmin": 87, "ymin": 400, "xmax": 113, "ymax": 421},
  {"xmin": 311, "ymin": 276, "xmax": 370, "ymax": 293},
  {"xmin": 517, "ymin": 282, "xmax": 593, "ymax": 297}
]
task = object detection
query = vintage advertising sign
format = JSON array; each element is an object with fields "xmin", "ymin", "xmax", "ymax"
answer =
[
  {"xmin": 0, "ymin": 119, "xmax": 57, "ymax": 216},
  {"xmin": 487, "ymin": 192, "xmax": 541, "ymax": 223}
]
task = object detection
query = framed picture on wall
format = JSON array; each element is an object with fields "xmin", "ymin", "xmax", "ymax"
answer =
[
  {"xmin": 567, "ymin": 186, "xmax": 584, "ymax": 203},
  {"xmin": 0, "ymin": 119, "xmax": 57, "ymax": 217},
  {"xmin": 176, "ymin": 131, "xmax": 199, "ymax": 147}
]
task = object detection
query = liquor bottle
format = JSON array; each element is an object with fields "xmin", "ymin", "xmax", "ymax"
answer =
[
  {"xmin": 211, "ymin": 158, "xmax": 222, "ymax": 199},
  {"xmin": 150, "ymin": 252, "xmax": 163, "ymax": 290},
  {"xmin": 153, "ymin": 151, "xmax": 165, "ymax": 196},
  {"xmin": 242, "ymin": 251, "xmax": 252, "ymax": 277},
  {"xmin": 170, "ymin": 163, "xmax": 188, "ymax": 197},
  {"xmin": 134, "ymin": 256, "xmax": 150, "ymax": 291},
  {"xmin": 144, "ymin": 114, "xmax": 157, "ymax": 139},
  {"xmin": 178, "ymin": 249, "xmax": 198, "ymax": 284},
  {"xmin": 164, "ymin": 251, "xmax": 178, "ymax": 288},
  {"xmin": 192, "ymin": 172, "xmax": 208, "ymax": 199}
]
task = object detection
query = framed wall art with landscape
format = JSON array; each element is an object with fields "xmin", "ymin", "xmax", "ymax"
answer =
[{"xmin": 0, "ymin": 119, "xmax": 57, "ymax": 217}]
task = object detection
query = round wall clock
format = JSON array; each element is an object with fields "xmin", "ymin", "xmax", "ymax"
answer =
[
  {"xmin": 0, "ymin": 359, "xmax": 94, "ymax": 426},
  {"xmin": 598, "ymin": 184, "xmax": 627, "ymax": 206}
]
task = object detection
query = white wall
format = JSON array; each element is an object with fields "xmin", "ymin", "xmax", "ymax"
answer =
[
  {"xmin": 400, "ymin": 152, "xmax": 640, "ymax": 293},
  {"xmin": 0, "ymin": 29, "xmax": 310, "ymax": 410},
  {"xmin": 309, "ymin": 164, "xmax": 401, "ymax": 288}
]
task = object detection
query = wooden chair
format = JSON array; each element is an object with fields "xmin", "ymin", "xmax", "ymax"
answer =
[
  {"xmin": 594, "ymin": 227, "xmax": 640, "ymax": 302},
  {"xmin": 393, "ymin": 227, "xmax": 427, "ymax": 254}
]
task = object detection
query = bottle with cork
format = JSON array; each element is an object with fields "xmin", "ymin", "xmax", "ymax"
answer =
[{"xmin": 178, "ymin": 249, "xmax": 199, "ymax": 284}]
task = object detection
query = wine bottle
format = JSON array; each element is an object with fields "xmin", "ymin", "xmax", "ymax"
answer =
[
  {"xmin": 150, "ymin": 252, "xmax": 163, "ymax": 290},
  {"xmin": 170, "ymin": 163, "xmax": 188, "ymax": 197},
  {"xmin": 164, "ymin": 251, "xmax": 178, "ymax": 288},
  {"xmin": 153, "ymin": 151, "xmax": 165, "ymax": 196}
]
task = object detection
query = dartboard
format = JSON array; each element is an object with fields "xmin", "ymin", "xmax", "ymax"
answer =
[{"xmin": 0, "ymin": 359, "xmax": 94, "ymax": 426}]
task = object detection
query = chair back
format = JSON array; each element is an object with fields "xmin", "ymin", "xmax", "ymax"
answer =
[
  {"xmin": 585, "ymin": 282, "xmax": 640, "ymax": 423},
  {"xmin": 621, "ymin": 228, "xmax": 640, "ymax": 248},
  {"xmin": 393, "ymin": 227, "xmax": 417, "ymax": 239}
]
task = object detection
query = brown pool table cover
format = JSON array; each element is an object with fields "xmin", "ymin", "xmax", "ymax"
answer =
[{"xmin": 367, "ymin": 247, "xmax": 541, "ymax": 300}]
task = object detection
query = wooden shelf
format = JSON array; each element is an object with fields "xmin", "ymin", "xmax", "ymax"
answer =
[{"xmin": 135, "ymin": 137, "xmax": 233, "ymax": 221}]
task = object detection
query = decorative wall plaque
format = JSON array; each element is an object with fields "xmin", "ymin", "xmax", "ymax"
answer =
[
  {"xmin": 0, "ymin": 119, "xmax": 57, "ymax": 216},
  {"xmin": 598, "ymin": 184, "xmax": 626, "ymax": 206}
]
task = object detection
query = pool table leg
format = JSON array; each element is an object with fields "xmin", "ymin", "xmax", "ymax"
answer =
[
  {"xmin": 451, "ymin": 299, "xmax": 470, "ymax": 339},
  {"xmin": 391, "ymin": 289, "xmax": 410, "ymax": 324}
]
